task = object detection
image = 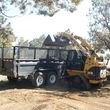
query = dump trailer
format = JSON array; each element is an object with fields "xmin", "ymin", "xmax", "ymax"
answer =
[{"xmin": 0, "ymin": 45, "xmax": 107, "ymax": 90}]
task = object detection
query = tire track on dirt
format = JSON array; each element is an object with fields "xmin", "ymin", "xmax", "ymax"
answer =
[{"xmin": 2, "ymin": 89, "xmax": 109, "ymax": 110}]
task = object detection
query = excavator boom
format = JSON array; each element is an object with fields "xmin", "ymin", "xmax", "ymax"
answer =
[{"xmin": 59, "ymin": 32, "xmax": 99, "ymax": 57}]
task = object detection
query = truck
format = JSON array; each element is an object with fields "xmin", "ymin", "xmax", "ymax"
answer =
[{"xmin": 0, "ymin": 34, "xmax": 107, "ymax": 90}]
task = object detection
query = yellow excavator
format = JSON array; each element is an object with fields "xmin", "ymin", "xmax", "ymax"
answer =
[{"xmin": 59, "ymin": 32, "xmax": 107, "ymax": 85}]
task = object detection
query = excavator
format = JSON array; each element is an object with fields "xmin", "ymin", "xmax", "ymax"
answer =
[
  {"xmin": 42, "ymin": 32, "xmax": 107, "ymax": 89},
  {"xmin": 56, "ymin": 32, "xmax": 107, "ymax": 86}
]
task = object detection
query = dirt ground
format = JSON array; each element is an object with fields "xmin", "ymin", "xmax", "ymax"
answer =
[{"xmin": 0, "ymin": 75, "xmax": 110, "ymax": 110}]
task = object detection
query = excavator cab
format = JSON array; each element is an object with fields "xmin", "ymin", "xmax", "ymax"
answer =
[
  {"xmin": 87, "ymin": 50, "xmax": 95, "ymax": 56},
  {"xmin": 66, "ymin": 50, "xmax": 86, "ymax": 71}
]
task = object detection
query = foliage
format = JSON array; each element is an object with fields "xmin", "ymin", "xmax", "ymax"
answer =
[
  {"xmin": 0, "ymin": 0, "xmax": 82, "ymax": 17},
  {"xmin": 0, "ymin": 23, "xmax": 16, "ymax": 47},
  {"xmin": 105, "ymin": 53, "xmax": 110, "ymax": 59},
  {"xmin": 0, "ymin": 4, "xmax": 16, "ymax": 47},
  {"xmin": 0, "ymin": 0, "xmax": 83, "ymax": 48},
  {"xmin": 29, "ymin": 34, "xmax": 46, "ymax": 47},
  {"xmin": 89, "ymin": 0, "xmax": 110, "ymax": 51},
  {"xmin": 17, "ymin": 37, "xmax": 29, "ymax": 46}
]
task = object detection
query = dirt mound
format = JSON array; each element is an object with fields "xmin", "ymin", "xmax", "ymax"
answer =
[{"xmin": 0, "ymin": 75, "xmax": 110, "ymax": 110}]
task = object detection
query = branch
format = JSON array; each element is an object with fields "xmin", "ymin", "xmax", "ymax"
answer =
[
  {"xmin": 0, "ymin": 7, "xmax": 18, "ymax": 18},
  {"xmin": 103, "ymin": 40, "xmax": 110, "ymax": 50},
  {"xmin": 100, "ymin": 5, "xmax": 110, "ymax": 32},
  {"xmin": 96, "ymin": 33, "xmax": 110, "ymax": 50}
]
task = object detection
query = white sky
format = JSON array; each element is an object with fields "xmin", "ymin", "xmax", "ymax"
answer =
[{"xmin": 10, "ymin": 0, "xmax": 91, "ymax": 41}]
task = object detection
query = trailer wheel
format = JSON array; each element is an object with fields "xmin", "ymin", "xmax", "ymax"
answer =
[
  {"xmin": 7, "ymin": 76, "xmax": 18, "ymax": 82},
  {"xmin": 33, "ymin": 72, "xmax": 45, "ymax": 87},
  {"xmin": 47, "ymin": 72, "xmax": 57, "ymax": 86}
]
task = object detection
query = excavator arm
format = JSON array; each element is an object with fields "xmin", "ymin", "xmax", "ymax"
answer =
[
  {"xmin": 73, "ymin": 35, "xmax": 99, "ymax": 57},
  {"xmin": 74, "ymin": 35, "xmax": 93, "ymax": 51},
  {"xmin": 59, "ymin": 32, "xmax": 98, "ymax": 57},
  {"xmin": 59, "ymin": 32, "xmax": 87, "ymax": 54}
]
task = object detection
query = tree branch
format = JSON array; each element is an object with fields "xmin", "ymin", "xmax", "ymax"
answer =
[{"xmin": 0, "ymin": 7, "xmax": 18, "ymax": 18}]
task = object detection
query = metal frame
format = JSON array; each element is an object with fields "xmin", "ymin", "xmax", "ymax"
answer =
[{"xmin": 0, "ymin": 46, "xmax": 70, "ymax": 78}]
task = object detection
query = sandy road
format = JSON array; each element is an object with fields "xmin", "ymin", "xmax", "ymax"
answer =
[{"xmin": 0, "ymin": 75, "xmax": 110, "ymax": 110}]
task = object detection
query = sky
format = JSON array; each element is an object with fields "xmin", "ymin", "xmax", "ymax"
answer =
[{"xmin": 10, "ymin": 0, "xmax": 92, "ymax": 42}]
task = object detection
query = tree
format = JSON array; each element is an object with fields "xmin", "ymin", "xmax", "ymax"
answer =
[
  {"xmin": 0, "ymin": 0, "xmax": 82, "ymax": 17},
  {"xmin": 0, "ymin": 0, "xmax": 83, "ymax": 47},
  {"xmin": 89, "ymin": 0, "xmax": 110, "ymax": 51},
  {"xmin": 29, "ymin": 34, "xmax": 46, "ymax": 47},
  {"xmin": 17, "ymin": 37, "xmax": 29, "ymax": 46},
  {"xmin": 0, "ymin": 23, "xmax": 16, "ymax": 47},
  {"xmin": 0, "ymin": 6, "xmax": 16, "ymax": 47}
]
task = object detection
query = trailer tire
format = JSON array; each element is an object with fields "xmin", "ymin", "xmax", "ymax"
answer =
[
  {"xmin": 33, "ymin": 72, "xmax": 45, "ymax": 88},
  {"xmin": 47, "ymin": 72, "xmax": 57, "ymax": 86}
]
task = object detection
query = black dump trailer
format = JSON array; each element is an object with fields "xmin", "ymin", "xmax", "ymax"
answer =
[{"xmin": 0, "ymin": 46, "xmax": 68, "ymax": 87}]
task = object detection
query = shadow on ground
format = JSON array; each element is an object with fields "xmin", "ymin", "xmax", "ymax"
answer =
[
  {"xmin": 0, "ymin": 74, "xmax": 110, "ymax": 96},
  {"xmin": 0, "ymin": 77, "xmax": 109, "ymax": 93},
  {"xmin": 0, "ymin": 78, "xmax": 77, "ymax": 92},
  {"xmin": 0, "ymin": 79, "xmax": 34, "ymax": 91}
]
